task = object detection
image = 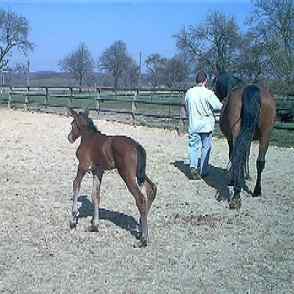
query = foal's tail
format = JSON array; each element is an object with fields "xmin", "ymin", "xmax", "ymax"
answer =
[
  {"xmin": 232, "ymin": 85, "xmax": 261, "ymax": 191},
  {"xmin": 136, "ymin": 144, "xmax": 146, "ymax": 186}
]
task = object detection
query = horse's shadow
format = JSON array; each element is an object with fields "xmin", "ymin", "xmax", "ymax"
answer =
[
  {"xmin": 172, "ymin": 161, "xmax": 231, "ymax": 201},
  {"xmin": 172, "ymin": 161, "xmax": 253, "ymax": 201},
  {"xmin": 77, "ymin": 195, "xmax": 140, "ymax": 239}
]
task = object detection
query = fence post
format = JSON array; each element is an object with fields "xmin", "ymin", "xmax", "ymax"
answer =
[
  {"xmin": 44, "ymin": 87, "xmax": 48, "ymax": 108},
  {"xmin": 8, "ymin": 86, "xmax": 12, "ymax": 109},
  {"xmin": 177, "ymin": 100, "xmax": 186, "ymax": 135},
  {"xmin": 94, "ymin": 87, "xmax": 98, "ymax": 118},
  {"xmin": 68, "ymin": 87, "xmax": 73, "ymax": 107},
  {"xmin": 131, "ymin": 89, "xmax": 138, "ymax": 125},
  {"xmin": 96, "ymin": 88, "xmax": 101, "ymax": 119},
  {"xmin": 24, "ymin": 86, "xmax": 30, "ymax": 111}
]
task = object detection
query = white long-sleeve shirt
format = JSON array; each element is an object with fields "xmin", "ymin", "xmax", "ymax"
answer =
[{"xmin": 184, "ymin": 85, "xmax": 222, "ymax": 133}]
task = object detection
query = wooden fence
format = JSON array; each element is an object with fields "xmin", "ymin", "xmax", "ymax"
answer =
[
  {"xmin": 0, "ymin": 86, "xmax": 188, "ymax": 126},
  {"xmin": 1, "ymin": 86, "xmax": 293, "ymax": 129}
]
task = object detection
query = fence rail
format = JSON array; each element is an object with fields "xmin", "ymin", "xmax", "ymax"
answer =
[{"xmin": 1, "ymin": 86, "xmax": 293, "ymax": 129}]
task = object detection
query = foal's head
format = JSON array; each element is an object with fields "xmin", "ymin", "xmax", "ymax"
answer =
[{"xmin": 67, "ymin": 107, "xmax": 97, "ymax": 143}]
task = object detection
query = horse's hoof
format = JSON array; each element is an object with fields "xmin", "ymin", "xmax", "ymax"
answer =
[
  {"xmin": 252, "ymin": 188, "xmax": 261, "ymax": 197},
  {"xmin": 132, "ymin": 231, "xmax": 142, "ymax": 240},
  {"xmin": 229, "ymin": 198, "xmax": 241, "ymax": 210},
  {"xmin": 89, "ymin": 225, "xmax": 99, "ymax": 232},
  {"xmin": 133, "ymin": 239, "xmax": 147, "ymax": 248}
]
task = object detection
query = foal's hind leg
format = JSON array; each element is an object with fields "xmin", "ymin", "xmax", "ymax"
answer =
[
  {"xmin": 136, "ymin": 176, "xmax": 157, "ymax": 247},
  {"xmin": 90, "ymin": 170, "xmax": 103, "ymax": 232},
  {"xmin": 70, "ymin": 168, "xmax": 86, "ymax": 229},
  {"xmin": 144, "ymin": 175, "xmax": 157, "ymax": 214},
  {"xmin": 124, "ymin": 177, "xmax": 149, "ymax": 247}
]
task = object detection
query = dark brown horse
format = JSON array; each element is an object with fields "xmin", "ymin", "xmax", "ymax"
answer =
[
  {"xmin": 214, "ymin": 72, "xmax": 276, "ymax": 209},
  {"xmin": 67, "ymin": 108, "xmax": 157, "ymax": 247}
]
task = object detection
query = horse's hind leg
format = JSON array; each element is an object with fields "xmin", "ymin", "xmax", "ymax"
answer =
[
  {"xmin": 70, "ymin": 168, "xmax": 86, "ymax": 229},
  {"xmin": 245, "ymin": 149, "xmax": 251, "ymax": 180},
  {"xmin": 253, "ymin": 135, "xmax": 269, "ymax": 197},
  {"xmin": 90, "ymin": 170, "xmax": 103, "ymax": 232}
]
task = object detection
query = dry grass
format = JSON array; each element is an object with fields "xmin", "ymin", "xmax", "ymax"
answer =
[{"xmin": 0, "ymin": 108, "xmax": 293, "ymax": 294}]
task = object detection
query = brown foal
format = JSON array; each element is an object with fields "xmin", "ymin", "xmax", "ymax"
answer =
[{"xmin": 67, "ymin": 108, "xmax": 157, "ymax": 247}]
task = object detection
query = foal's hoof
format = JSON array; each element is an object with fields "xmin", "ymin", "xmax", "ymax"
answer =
[
  {"xmin": 133, "ymin": 239, "xmax": 147, "ymax": 248},
  {"xmin": 229, "ymin": 198, "xmax": 241, "ymax": 210},
  {"xmin": 69, "ymin": 221, "xmax": 77, "ymax": 229}
]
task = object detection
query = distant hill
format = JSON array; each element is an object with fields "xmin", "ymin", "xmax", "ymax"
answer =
[{"xmin": 3, "ymin": 71, "xmax": 112, "ymax": 88}]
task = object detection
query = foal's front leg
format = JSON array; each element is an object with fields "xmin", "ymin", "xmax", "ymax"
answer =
[
  {"xmin": 90, "ymin": 170, "xmax": 103, "ymax": 232},
  {"xmin": 70, "ymin": 168, "xmax": 86, "ymax": 229}
]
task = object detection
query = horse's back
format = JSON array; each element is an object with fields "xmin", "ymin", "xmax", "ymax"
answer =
[{"xmin": 77, "ymin": 134, "xmax": 115, "ymax": 170}]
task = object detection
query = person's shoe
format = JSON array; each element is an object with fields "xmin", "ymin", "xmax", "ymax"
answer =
[{"xmin": 190, "ymin": 167, "xmax": 201, "ymax": 180}]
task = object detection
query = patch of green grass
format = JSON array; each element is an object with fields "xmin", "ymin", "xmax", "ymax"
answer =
[
  {"xmin": 213, "ymin": 124, "xmax": 294, "ymax": 148},
  {"xmin": 269, "ymin": 127, "xmax": 294, "ymax": 148}
]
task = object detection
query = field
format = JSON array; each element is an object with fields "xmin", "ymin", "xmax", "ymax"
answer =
[
  {"xmin": 0, "ymin": 109, "xmax": 293, "ymax": 293},
  {"xmin": 1, "ymin": 88, "xmax": 294, "ymax": 148}
]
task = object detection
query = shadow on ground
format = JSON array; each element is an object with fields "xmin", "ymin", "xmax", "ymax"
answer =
[
  {"xmin": 171, "ymin": 161, "xmax": 231, "ymax": 202},
  {"xmin": 77, "ymin": 195, "xmax": 140, "ymax": 239}
]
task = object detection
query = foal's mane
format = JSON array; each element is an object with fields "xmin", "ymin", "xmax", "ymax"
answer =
[
  {"xmin": 79, "ymin": 112, "xmax": 101, "ymax": 134},
  {"xmin": 88, "ymin": 118, "xmax": 100, "ymax": 133}
]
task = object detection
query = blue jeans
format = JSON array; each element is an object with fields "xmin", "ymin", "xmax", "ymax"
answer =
[{"xmin": 188, "ymin": 132, "xmax": 212, "ymax": 176}]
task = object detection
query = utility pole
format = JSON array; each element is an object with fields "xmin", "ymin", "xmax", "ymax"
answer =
[
  {"xmin": 138, "ymin": 51, "xmax": 142, "ymax": 89},
  {"xmin": 26, "ymin": 59, "xmax": 30, "ymax": 87}
]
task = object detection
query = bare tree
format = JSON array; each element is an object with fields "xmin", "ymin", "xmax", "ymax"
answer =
[
  {"xmin": 237, "ymin": 31, "xmax": 268, "ymax": 82},
  {"xmin": 174, "ymin": 11, "xmax": 241, "ymax": 74},
  {"xmin": 163, "ymin": 55, "xmax": 189, "ymax": 88},
  {"xmin": 14, "ymin": 61, "xmax": 30, "ymax": 86},
  {"xmin": 249, "ymin": 0, "xmax": 294, "ymax": 87},
  {"xmin": 0, "ymin": 9, "xmax": 33, "ymax": 70},
  {"xmin": 121, "ymin": 58, "xmax": 139, "ymax": 88},
  {"xmin": 98, "ymin": 40, "xmax": 134, "ymax": 89},
  {"xmin": 59, "ymin": 42, "xmax": 95, "ymax": 89},
  {"xmin": 145, "ymin": 54, "xmax": 167, "ymax": 87}
]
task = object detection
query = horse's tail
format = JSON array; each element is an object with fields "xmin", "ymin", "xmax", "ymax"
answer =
[
  {"xmin": 136, "ymin": 144, "xmax": 146, "ymax": 186},
  {"xmin": 232, "ymin": 85, "xmax": 261, "ymax": 191}
]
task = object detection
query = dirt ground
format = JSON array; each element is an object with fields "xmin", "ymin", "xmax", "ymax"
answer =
[{"xmin": 0, "ymin": 108, "xmax": 293, "ymax": 294}]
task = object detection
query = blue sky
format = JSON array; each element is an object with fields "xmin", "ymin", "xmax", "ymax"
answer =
[{"xmin": 0, "ymin": 0, "xmax": 252, "ymax": 71}]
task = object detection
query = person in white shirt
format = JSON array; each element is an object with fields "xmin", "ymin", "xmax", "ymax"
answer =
[{"xmin": 183, "ymin": 71, "xmax": 222, "ymax": 179}]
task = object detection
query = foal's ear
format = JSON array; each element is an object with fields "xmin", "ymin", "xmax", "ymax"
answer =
[
  {"xmin": 83, "ymin": 108, "xmax": 89, "ymax": 118},
  {"xmin": 66, "ymin": 107, "xmax": 78, "ymax": 118}
]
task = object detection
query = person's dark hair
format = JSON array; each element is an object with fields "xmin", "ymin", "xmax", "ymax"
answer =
[{"xmin": 196, "ymin": 71, "xmax": 208, "ymax": 84}]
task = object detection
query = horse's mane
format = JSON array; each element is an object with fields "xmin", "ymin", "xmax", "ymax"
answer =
[{"xmin": 214, "ymin": 71, "xmax": 245, "ymax": 101}]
